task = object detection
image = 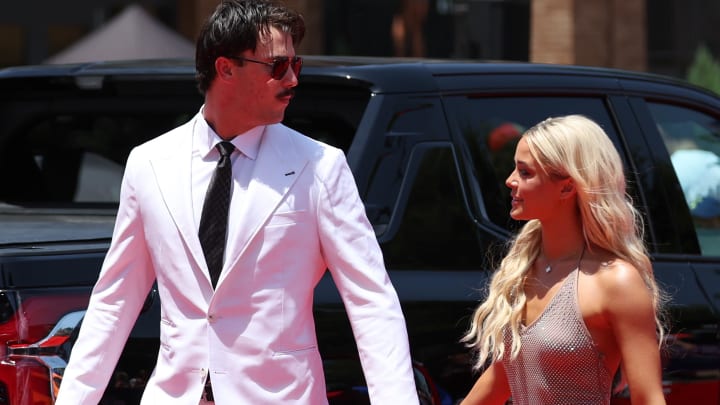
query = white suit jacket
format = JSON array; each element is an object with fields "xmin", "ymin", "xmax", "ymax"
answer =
[{"xmin": 55, "ymin": 114, "xmax": 419, "ymax": 404}]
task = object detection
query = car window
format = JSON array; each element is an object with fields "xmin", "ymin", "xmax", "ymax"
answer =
[
  {"xmin": 0, "ymin": 111, "xmax": 193, "ymax": 205},
  {"xmin": 361, "ymin": 96, "xmax": 451, "ymax": 235},
  {"xmin": 283, "ymin": 82, "xmax": 370, "ymax": 154},
  {"xmin": 379, "ymin": 145, "xmax": 485, "ymax": 271},
  {"xmin": 648, "ymin": 102, "xmax": 720, "ymax": 256},
  {"xmin": 0, "ymin": 80, "xmax": 368, "ymax": 207},
  {"xmin": 354, "ymin": 94, "xmax": 493, "ymax": 271},
  {"xmin": 443, "ymin": 96, "xmax": 624, "ymax": 233}
]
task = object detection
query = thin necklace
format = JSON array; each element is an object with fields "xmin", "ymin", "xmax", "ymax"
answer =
[{"xmin": 543, "ymin": 246, "xmax": 586, "ymax": 273}]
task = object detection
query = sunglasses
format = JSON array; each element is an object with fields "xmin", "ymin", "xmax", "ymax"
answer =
[{"xmin": 228, "ymin": 56, "xmax": 303, "ymax": 80}]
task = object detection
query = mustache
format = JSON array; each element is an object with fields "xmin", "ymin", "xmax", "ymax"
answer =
[{"xmin": 278, "ymin": 89, "xmax": 295, "ymax": 98}]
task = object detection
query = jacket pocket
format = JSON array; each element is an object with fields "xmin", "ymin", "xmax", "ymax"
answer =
[
  {"xmin": 272, "ymin": 345, "xmax": 318, "ymax": 357},
  {"xmin": 265, "ymin": 210, "xmax": 307, "ymax": 227}
]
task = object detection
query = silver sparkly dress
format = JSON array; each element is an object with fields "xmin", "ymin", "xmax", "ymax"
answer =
[{"xmin": 501, "ymin": 268, "xmax": 613, "ymax": 404}]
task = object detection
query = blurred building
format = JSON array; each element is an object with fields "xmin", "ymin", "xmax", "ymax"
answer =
[{"xmin": 0, "ymin": 0, "xmax": 718, "ymax": 79}]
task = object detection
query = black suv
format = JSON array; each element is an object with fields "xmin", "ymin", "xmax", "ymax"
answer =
[{"xmin": 0, "ymin": 57, "xmax": 719, "ymax": 405}]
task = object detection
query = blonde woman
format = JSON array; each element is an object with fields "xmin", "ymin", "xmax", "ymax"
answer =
[{"xmin": 461, "ymin": 115, "xmax": 666, "ymax": 405}]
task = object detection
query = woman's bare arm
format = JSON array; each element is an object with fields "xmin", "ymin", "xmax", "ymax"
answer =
[
  {"xmin": 603, "ymin": 261, "xmax": 666, "ymax": 405},
  {"xmin": 459, "ymin": 361, "xmax": 511, "ymax": 405}
]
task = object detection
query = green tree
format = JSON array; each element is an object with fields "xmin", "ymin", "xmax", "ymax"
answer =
[{"xmin": 687, "ymin": 44, "xmax": 720, "ymax": 95}]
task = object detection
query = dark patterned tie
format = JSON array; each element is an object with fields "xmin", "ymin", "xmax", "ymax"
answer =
[{"xmin": 199, "ymin": 141, "xmax": 235, "ymax": 288}]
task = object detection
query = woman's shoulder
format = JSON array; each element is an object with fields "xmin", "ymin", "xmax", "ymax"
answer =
[
  {"xmin": 581, "ymin": 253, "xmax": 653, "ymax": 319},
  {"xmin": 582, "ymin": 252, "xmax": 648, "ymax": 298}
]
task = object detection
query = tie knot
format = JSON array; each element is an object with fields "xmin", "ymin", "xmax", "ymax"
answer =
[{"xmin": 216, "ymin": 141, "xmax": 235, "ymax": 157}]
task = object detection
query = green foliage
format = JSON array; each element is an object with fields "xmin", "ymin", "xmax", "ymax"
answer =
[{"xmin": 687, "ymin": 44, "xmax": 720, "ymax": 95}]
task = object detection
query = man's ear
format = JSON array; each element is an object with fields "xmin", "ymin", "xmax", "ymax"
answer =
[{"xmin": 215, "ymin": 57, "xmax": 235, "ymax": 80}]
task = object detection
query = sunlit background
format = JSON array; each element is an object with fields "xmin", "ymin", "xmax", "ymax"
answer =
[{"xmin": 1, "ymin": 0, "xmax": 719, "ymax": 89}]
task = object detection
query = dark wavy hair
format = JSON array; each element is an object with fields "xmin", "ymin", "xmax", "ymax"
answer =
[{"xmin": 195, "ymin": 0, "xmax": 305, "ymax": 94}]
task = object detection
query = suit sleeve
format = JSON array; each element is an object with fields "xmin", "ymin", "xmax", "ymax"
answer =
[
  {"xmin": 316, "ymin": 148, "xmax": 420, "ymax": 404},
  {"xmin": 55, "ymin": 147, "xmax": 157, "ymax": 405}
]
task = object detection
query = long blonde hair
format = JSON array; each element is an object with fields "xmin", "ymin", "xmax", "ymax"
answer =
[{"xmin": 463, "ymin": 115, "xmax": 665, "ymax": 368}]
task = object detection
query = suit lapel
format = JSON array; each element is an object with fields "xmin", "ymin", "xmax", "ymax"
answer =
[
  {"xmin": 219, "ymin": 125, "xmax": 307, "ymax": 287},
  {"xmin": 150, "ymin": 117, "xmax": 208, "ymax": 274}
]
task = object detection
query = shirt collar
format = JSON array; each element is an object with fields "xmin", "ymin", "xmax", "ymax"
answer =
[{"xmin": 195, "ymin": 111, "xmax": 264, "ymax": 160}]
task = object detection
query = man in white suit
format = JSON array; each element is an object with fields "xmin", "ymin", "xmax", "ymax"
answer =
[{"xmin": 55, "ymin": 1, "xmax": 419, "ymax": 404}]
